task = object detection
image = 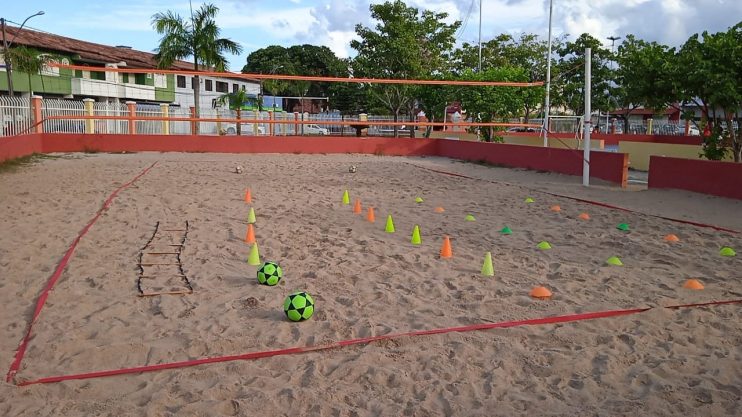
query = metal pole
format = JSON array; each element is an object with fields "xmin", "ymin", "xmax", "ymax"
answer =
[
  {"xmin": 542, "ymin": 0, "xmax": 553, "ymax": 147},
  {"xmin": 583, "ymin": 47, "xmax": 592, "ymax": 187},
  {"xmin": 606, "ymin": 36, "xmax": 620, "ymax": 134},
  {"xmin": 1, "ymin": 18, "xmax": 13, "ymax": 96},
  {"xmin": 477, "ymin": 0, "xmax": 483, "ymax": 72}
]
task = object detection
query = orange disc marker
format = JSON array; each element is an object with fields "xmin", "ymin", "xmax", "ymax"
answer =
[
  {"xmin": 245, "ymin": 223, "xmax": 255, "ymax": 244},
  {"xmin": 664, "ymin": 234, "xmax": 680, "ymax": 242},
  {"xmin": 530, "ymin": 286, "xmax": 552, "ymax": 300},
  {"xmin": 244, "ymin": 188, "xmax": 252, "ymax": 203},
  {"xmin": 366, "ymin": 207, "xmax": 376, "ymax": 222},
  {"xmin": 353, "ymin": 199, "xmax": 362, "ymax": 214},
  {"xmin": 683, "ymin": 279, "xmax": 704, "ymax": 290},
  {"xmin": 550, "ymin": 205, "xmax": 561, "ymax": 212},
  {"xmin": 440, "ymin": 235, "xmax": 453, "ymax": 258},
  {"xmin": 434, "ymin": 207, "xmax": 445, "ymax": 213},
  {"xmin": 578, "ymin": 212, "xmax": 590, "ymax": 220}
]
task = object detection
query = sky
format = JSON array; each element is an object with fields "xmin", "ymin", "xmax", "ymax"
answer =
[{"xmin": 3, "ymin": 0, "xmax": 740, "ymax": 72}]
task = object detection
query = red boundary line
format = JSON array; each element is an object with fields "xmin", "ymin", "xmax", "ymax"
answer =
[
  {"xmin": 16, "ymin": 299, "xmax": 742, "ymax": 386},
  {"xmin": 5, "ymin": 162, "xmax": 158, "ymax": 383},
  {"xmin": 413, "ymin": 165, "xmax": 740, "ymax": 234}
]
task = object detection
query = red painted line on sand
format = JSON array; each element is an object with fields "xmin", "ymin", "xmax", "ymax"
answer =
[
  {"xmin": 6, "ymin": 162, "xmax": 158, "ymax": 383},
  {"xmin": 414, "ymin": 165, "xmax": 740, "ymax": 234},
  {"xmin": 16, "ymin": 299, "xmax": 742, "ymax": 386}
]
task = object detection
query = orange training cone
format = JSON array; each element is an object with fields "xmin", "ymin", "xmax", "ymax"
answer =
[
  {"xmin": 550, "ymin": 205, "xmax": 561, "ymax": 212},
  {"xmin": 366, "ymin": 207, "xmax": 376, "ymax": 222},
  {"xmin": 578, "ymin": 212, "xmax": 590, "ymax": 220},
  {"xmin": 530, "ymin": 286, "xmax": 552, "ymax": 300},
  {"xmin": 244, "ymin": 188, "xmax": 252, "ymax": 203},
  {"xmin": 245, "ymin": 223, "xmax": 255, "ymax": 244},
  {"xmin": 440, "ymin": 235, "xmax": 452, "ymax": 258},
  {"xmin": 683, "ymin": 279, "xmax": 704, "ymax": 290},
  {"xmin": 434, "ymin": 207, "xmax": 445, "ymax": 213},
  {"xmin": 353, "ymin": 199, "xmax": 362, "ymax": 214},
  {"xmin": 664, "ymin": 234, "xmax": 680, "ymax": 242}
]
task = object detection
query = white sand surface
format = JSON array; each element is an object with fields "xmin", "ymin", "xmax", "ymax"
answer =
[{"xmin": 0, "ymin": 152, "xmax": 740, "ymax": 416}]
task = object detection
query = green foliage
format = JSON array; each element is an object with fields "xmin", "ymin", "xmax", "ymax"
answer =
[
  {"xmin": 152, "ymin": 3, "xmax": 242, "ymax": 120},
  {"xmin": 350, "ymin": 0, "xmax": 460, "ymax": 136},
  {"xmin": 553, "ymin": 33, "xmax": 613, "ymax": 115},
  {"xmin": 700, "ymin": 126, "xmax": 730, "ymax": 161},
  {"xmin": 4, "ymin": 46, "xmax": 56, "ymax": 94}
]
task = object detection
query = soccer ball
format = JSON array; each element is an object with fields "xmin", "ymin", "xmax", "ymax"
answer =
[
  {"xmin": 349, "ymin": 165, "xmax": 357, "ymax": 173},
  {"xmin": 235, "ymin": 165, "xmax": 244, "ymax": 174},
  {"xmin": 257, "ymin": 261, "xmax": 282, "ymax": 286},
  {"xmin": 283, "ymin": 291, "xmax": 314, "ymax": 321}
]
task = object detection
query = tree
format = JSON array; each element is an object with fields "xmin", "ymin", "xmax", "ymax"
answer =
[
  {"xmin": 455, "ymin": 67, "xmax": 533, "ymax": 142},
  {"xmin": 350, "ymin": 0, "xmax": 460, "ymax": 137},
  {"xmin": 676, "ymin": 23, "xmax": 742, "ymax": 161},
  {"xmin": 613, "ymin": 35, "xmax": 677, "ymax": 133},
  {"xmin": 152, "ymin": 3, "xmax": 242, "ymax": 130},
  {"xmin": 553, "ymin": 34, "xmax": 613, "ymax": 117},
  {"xmin": 4, "ymin": 46, "xmax": 55, "ymax": 126},
  {"xmin": 217, "ymin": 88, "xmax": 250, "ymax": 135}
]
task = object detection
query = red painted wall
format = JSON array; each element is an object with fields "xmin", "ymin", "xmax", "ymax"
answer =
[
  {"xmin": 40, "ymin": 134, "xmax": 439, "ymax": 156},
  {"xmin": 437, "ymin": 140, "xmax": 628, "ymax": 187},
  {"xmin": 0, "ymin": 134, "xmax": 43, "ymax": 163},
  {"xmin": 510, "ymin": 131, "xmax": 703, "ymax": 146},
  {"xmin": 648, "ymin": 156, "xmax": 742, "ymax": 200}
]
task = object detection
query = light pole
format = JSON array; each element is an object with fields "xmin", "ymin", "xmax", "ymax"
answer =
[
  {"xmin": 606, "ymin": 35, "xmax": 620, "ymax": 133},
  {"xmin": 1, "ymin": 11, "xmax": 45, "ymax": 96},
  {"xmin": 477, "ymin": 0, "xmax": 482, "ymax": 72},
  {"xmin": 542, "ymin": 0, "xmax": 553, "ymax": 147}
]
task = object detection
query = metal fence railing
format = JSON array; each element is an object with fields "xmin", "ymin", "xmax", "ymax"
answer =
[
  {"xmin": 0, "ymin": 96, "xmax": 33, "ymax": 137},
  {"xmin": 42, "ymin": 99, "xmax": 85, "ymax": 135}
]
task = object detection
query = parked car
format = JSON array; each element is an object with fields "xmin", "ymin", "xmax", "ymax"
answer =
[
  {"xmin": 302, "ymin": 124, "xmax": 329, "ymax": 135},
  {"xmin": 687, "ymin": 125, "xmax": 700, "ymax": 136},
  {"xmin": 223, "ymin": 123, "xmax": 265, "ymax": 135},
  {"xmin": 506, "ymin": 127, "xmax": 538, "ymax": 132}
]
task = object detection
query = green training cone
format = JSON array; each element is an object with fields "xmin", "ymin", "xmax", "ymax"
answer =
[
  {"xmin": 411, "ymin": 225, "xmax": 422, "ymax": 245},
  {"xmin": 616, "ymin": 223, "xmax": 630, "ymax": 231},
  {"xmin": 342, "ymin": 190, "xmax": 350, "ymax": 205},
  {"xmin": 500, "ymin": 226, "xmax": 513, "ymax": 235},
  {"xmin": 720, "ymin": 247, "xmax": 736, "ymax": 257},
  {"xmin": 537, "ymin": 241, "xmax": 552, "ymax": 250},
  {"xmin": 248, "ymin": 242, "xmax": 261, "ymax": 266},
  {"xmin": 415, "ymin": 197, "xmax": 424, "ymax": 203},
  {"xmin": 465, "ymin": 214, "xmax": 476, "ymax": 222},
  {"xmin": 525, "ymin": 197, "xmax": 535, "ymax": 203},
  {"xmin": 606, "ymin": 256, "xmax": 623, "ymax": 266},
  {"xmin": 385, "ymin": 215, "xmax": 395, "ymax": 233},
  {"xmin": 481, "ymin": 252, "xmax": 494, "ymax": 276},
  {"xmin": 247, "ymin": 207, "xmax": 256, "ymax": 224}
]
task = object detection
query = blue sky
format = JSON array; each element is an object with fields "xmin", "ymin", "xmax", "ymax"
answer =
[{"xmin": 3, "ymin": 0, "xmax": 740, "ymax": 72}]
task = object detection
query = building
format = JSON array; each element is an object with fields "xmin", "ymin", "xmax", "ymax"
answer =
[{"xmin": 0, "ymin": 26, "xmax": 260, "ymax": 108}]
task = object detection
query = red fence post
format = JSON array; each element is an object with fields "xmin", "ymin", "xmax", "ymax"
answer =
[
  {"xmin": 31, "ymin": 95, "xmax": 43, "ymax": 134},
  {"xmin": 126, "ymin": 101, "xmax": 136, "ymax": 135},
  {"xmin": 190, "ymin": 106, "xmax": 197, "ymax": 136}
]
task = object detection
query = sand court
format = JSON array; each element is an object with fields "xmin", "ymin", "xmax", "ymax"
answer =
[{"xmin": 1, "ymin": 152, "xmax": 740, "ymax": 416}]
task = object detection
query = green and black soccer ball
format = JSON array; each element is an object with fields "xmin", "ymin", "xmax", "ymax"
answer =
[
  {"xmin": 283, "ymin": 291, "xmax": 314, "ymax": 322},
  {"xmin": 257, "ymin": 261, "xmax": 282, "ymax": 286}
]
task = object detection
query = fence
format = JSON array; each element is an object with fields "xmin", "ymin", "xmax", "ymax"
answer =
[{"xmin": 0, "ymin": 97, "xmax": 33, "ymax": 136}]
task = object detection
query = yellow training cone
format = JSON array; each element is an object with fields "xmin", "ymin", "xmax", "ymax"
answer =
[
  {"xmin": 247, "ymin": 207, "xmax": 256, "ymax": 224},
  {"xmin": 411, "ymin": 225, "xmax": 421, "ymax": 245},
  {"xmin": 247, "ymin": 243, "xmax": 261, "ymax": 266},
  {"xmin": 342, "ymin": 190, "xmax": 350, "ymax": 205},
  {"xmin": 481, "ymin": 252, "xmax": 494, "ymax": 276},
  {"xmin": 385, "ymin": 215, "xmax": 395, "ymax": 233}
]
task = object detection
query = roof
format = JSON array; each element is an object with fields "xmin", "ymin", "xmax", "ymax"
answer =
[{"xmin": 608, "ymin": 107, "xmax": 680, "ymax": 116}]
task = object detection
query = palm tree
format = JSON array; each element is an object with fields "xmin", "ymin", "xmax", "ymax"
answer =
[
  {"xmin": 152, "ymin": 3, "xmax": 242, "ymax": 132},
  {"xmin": 5, "ymin": 46, "xmax": 54, "ymax": 127},
  {"xmin": 217, "ymin": 88, "xmax": 249, "ymax": 135}
]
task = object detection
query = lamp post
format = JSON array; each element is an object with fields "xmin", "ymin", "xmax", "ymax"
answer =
[
  {"xmin": 542, "ymin": 0, "xmax": 553, "ymax": 147},
  {"xmin": 1, "ymin": 11, "xmax": 45, "ymax": 96},
  {"xmin": 606, "ymin": 35, "xmax": 620, "ymax": 134},
  {"xmin": 477, "ymin": 0, "xmax": 482, "ymax": 72}
]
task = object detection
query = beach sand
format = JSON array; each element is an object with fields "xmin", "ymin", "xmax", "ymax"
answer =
[{"xmin": 0, "ymin": 152, "xmax": 740, "ymax": 416}]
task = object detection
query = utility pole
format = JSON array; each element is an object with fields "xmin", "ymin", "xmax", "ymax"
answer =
[
  {"xmin": 583, "ymin": 48, "xmax": 592, "ymax": 187},
  {"xmin": 606, "ymin": 36, "xmax": 620, "ymax": 133},
  {"xmin": 1, "ymin": 18, "xmax": 14, "ymax": 96},
  {"xmin": 542, "ymin": 0, "xmax": 554, "ymax": 147},
  {"xmin": 477, "ymin": 0, "xmax": 483, "ymax": 72}
]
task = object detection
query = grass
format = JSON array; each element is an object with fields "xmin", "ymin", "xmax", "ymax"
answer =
[{"xmin": 0, "ymin": 153, "xmax": 60, "ymax": 173}]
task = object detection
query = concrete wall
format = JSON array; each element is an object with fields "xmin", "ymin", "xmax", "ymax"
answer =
[
  {"xmin": 648, "ymin": 156, "xmax": 742, "ymax": 200},
  {"xmin": 619, "ymin": 141, "xmax": 733, "ymax": 171}
]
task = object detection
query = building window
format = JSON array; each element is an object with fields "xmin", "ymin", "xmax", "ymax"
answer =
[
  {"xmin": 177, "ymin": 75, "xmax": 186, "ymax": 88},
  {"xmin": 122, "ymin": 73, "xmax": 129, "ymax": 83},
  {"xmin": 192, "ymin": 77, "xmax": 198, "ymax": 89},
  {"xmin": 135, "ymin": 73, "xmax": 146, "ymax": 84},
  {"xmin": 233, "ymin": 83, "xmax": 239, "ymax": 93},
  {"xmin": 216, "ymin": 81, "xmax": 228, "ymax": 93},
  {"xmin": 205, "ymin": 79, "xmax": 213, "ymax": 91}
]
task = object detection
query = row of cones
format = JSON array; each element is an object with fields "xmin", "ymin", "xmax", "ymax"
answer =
[{"xmin": 243, "ymin": 188, "xmax": 262, "ymax": 265}]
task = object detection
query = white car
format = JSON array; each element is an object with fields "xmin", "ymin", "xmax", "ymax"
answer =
[
  {"xmin": 223, "ymin": 123, "xmax": 265, "ymax": 135},
  {"xmin": 302, "ymin": 124, "xmax": 329, "ymax": 135}
]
